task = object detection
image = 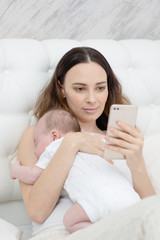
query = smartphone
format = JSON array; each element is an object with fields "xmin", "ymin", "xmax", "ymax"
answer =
[{"xmin": 104, "ymin": 104, "xmax": 138, "ymax": 160}]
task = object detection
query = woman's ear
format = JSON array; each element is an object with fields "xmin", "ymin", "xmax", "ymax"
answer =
[
  {"xmin": 58, "ymin": 81, "xmax": 65, "ymax": 98},
  {"xmin": 51, "ymin": 129, "xmax": 60, "ymax": 141}
]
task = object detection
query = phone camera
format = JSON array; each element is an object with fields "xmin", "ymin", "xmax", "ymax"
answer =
[{"xmin": 117, "ymin": 108, "xmax": 119, "ymax": 110}]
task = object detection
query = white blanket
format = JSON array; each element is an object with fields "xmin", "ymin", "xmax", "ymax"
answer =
[{"xmin": 29, "ymin": 195, "xmax": 160, "ymax": 240}]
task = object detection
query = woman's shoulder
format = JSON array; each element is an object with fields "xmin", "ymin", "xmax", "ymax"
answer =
[
  {"xmin": 19, "ymin": 125, "xmax": 35, "ymax": 144},
  {"xmin": 23, "ymin": 125, "xmax": 35, "ymax": 135},
  {"xmin": 18, "ymin": 125, "xmax": 37, "ymax": 165}
]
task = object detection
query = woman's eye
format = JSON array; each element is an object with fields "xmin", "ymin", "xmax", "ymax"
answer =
[
  {"xmin": 97, "ymin": 86, "xmax": 106, "ymax": 91},
  {"xmin": 75, "ymin": 87, "xmax": 84, "ymax": 92}
]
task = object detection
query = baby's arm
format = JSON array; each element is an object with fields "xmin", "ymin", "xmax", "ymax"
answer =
[{"xmin": 10, "ymin": 161, "xmax": 43, "ymax": 184}]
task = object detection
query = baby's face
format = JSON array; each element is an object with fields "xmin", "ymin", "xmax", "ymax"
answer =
[{"xmin": 33, "ymin": 121, "xmax": 53, "ymax": 159}]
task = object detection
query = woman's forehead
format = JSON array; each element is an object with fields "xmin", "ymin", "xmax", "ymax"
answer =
[{"xmin": 64, "ymin": 62, "xmax": 107, "ymax": 82}]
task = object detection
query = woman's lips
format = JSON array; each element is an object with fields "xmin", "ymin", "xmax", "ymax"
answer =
[{"xmin": 83, "ymin": 108, "xmax": 98, "ymax": 113}]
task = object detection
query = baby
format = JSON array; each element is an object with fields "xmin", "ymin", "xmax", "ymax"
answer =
[{"xmin": 10, "ymin": 108, "xmax": 140, "ymax": 233}]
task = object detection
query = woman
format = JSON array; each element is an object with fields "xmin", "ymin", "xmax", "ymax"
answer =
[{"xmin": 18, "ymin": 47, "xmax": 155, "ymax": 238}]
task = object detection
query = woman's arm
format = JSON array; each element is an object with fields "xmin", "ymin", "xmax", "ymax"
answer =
[
  {"xmin": 18, "ymin": 127, "xmax": 105, "ymax": 224},
  {"xmin": 105, "ymin": 121, "xmax": 156, "ymax": 198}
]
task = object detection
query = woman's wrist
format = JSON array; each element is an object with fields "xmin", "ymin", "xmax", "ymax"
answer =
[
  {"xmin": 63, "ymin": 132, "xmax": 82, "ymax": 154},
  {"xmin": 127, "ymin": 156, "xmax": 146, "ymax": 173},
  {"xmin": 129, "ymin": 157, "xmax": 156, "ymax": 198}
]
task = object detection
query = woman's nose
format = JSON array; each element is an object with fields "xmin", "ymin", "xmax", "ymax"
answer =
[{"xmin": 86, "ymin": 91, "xmax": 96, "ymax": 103}]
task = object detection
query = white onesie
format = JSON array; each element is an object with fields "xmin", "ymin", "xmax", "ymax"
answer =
[{"xmin": 36, "ymin": 137, "xmax": 140, "ymax": 223}]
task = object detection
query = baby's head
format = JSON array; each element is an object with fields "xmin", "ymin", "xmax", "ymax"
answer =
[{"xmin": 33, "ymin": 108, "xmax": 80, "ymax": 158}]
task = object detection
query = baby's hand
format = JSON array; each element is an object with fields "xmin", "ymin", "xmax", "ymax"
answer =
[{"xmin": 10, "ymin": 161, "xmax": 21, "ymax": 179}]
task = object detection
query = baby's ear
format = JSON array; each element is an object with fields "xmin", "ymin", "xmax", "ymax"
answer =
[{"xmin": 51, "ymin": 129, "xmax": 60, "ymax": 140}]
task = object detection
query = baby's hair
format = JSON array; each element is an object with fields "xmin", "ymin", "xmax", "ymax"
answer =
[{"xmin": 42, "ymin": 108, "xmax": 81, "ymax": 134}]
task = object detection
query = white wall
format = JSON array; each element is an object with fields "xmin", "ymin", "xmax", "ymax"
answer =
[{"xmin": 0, "ymin": 0, "xmax": 160, "ymax": 40}]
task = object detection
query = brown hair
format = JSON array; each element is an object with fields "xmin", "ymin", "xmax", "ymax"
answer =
[
  {"xmin": 42, "ymin": 108, "xmax": 80, "ymax": 134},
  {"xmin": 34, "ymin": 47, "xmax": 129, "ymax": 130}
]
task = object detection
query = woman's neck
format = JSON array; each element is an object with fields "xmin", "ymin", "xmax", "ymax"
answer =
[{"xmin": 79, "ymin": 121, "xmax": 104, "ymax": 135}]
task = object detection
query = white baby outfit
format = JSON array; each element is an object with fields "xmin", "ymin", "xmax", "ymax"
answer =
[{"xmin": 36, "ymin": 138, "xmax": 140, "ymax": 223}]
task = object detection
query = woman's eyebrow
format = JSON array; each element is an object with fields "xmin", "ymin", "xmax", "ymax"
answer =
[
  {"xmin": 72, "ymin": 81, "xmax": 107, "ymax": 86},
  {"xmin": 72, "ymin": 83, "xmax": 86, "ymax": 86},
  {"xmin": 96, "ymin": 81, "xmax": 107, "ymax": 85}
]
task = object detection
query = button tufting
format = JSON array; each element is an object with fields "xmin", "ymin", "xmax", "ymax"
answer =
[
  {"xmin": 48, "ymin": 69, "xmax": 53, "ymax": 78},
  {"xmin": 4, "ymin": 70, "xmax": 9, "ymax": 75},
  {"xmin": 150, "ymin": 104, "xmax": 154, "ymax": 109},
  {"xmin": 29, "ymin": 110, "xmax": 34, "ymax": 116}
]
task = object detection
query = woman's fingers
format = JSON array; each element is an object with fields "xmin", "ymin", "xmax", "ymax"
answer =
[
  {"xmin": 105, "ymin": 130, "xmax": 144, "ymax": 154},
  {"xmin": 105, "ymin": 135, "xmax": 133, "ymax": 149},
  {"xmin": 77, "ymin": 132, "xmax": 106, "ymax": 157},
  {"xmin": 106, "ymin": 143, "xmax": 128, "ymax": 157},
  {"xmin": 117, "ymin": 121, "xmax": 141, "ymax": 137},
  {"xmin": 105, "ymin": 131, "xmax": 144, "ymax": 149},
  {"xmin": 104, "ymin": 121, "xmax": 144, "ymax": 163},
  {"xmin": 91, "ymin": 136, "xmax": 106, "ymax": 157},
  {"xmin": 116, "ymin": 121, "xmax": 142, "ymax": 138},
  {"xmin": 107, "ymin": 121, "xmax": 144, "ymax": 144},
  {"xmin": 106, "ymin": 142, "xmax": 138, "ymax": 158}
]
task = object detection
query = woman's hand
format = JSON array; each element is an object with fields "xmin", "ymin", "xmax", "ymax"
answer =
[
  {"xmin": 105, "ymin": 121, "xmax": 156, "ymax": 197},
  {"xmin": 64, "ymin": 132, "xmax": 106, "ymax": 158},
  {"xmin": 105, "ymin": 121, "xmax": 144, "ymax": 170}
]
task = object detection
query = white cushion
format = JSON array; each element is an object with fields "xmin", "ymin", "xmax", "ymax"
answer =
[
  {"xmin": 0, "ymin": 218, "xmax": 22, "ymax": 240},
  {"xmin": 143, "ymin": 133, "xmax": 160, "ymax": 193}
]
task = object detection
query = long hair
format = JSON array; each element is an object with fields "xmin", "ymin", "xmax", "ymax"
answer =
[{"xmin": 34, "ymin": 47, "xmax": 129, "ymax": 130}]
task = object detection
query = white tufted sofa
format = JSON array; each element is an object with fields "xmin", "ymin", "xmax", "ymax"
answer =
[{"xmin": 0, "ymin": 39, "xmax": 160, "ymax": 240}]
